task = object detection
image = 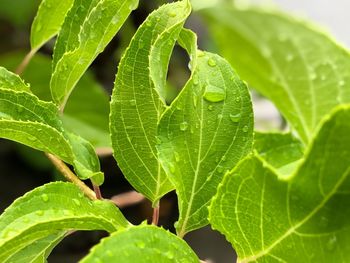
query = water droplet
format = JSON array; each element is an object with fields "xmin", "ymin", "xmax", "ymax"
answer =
[
  {"xmin": 138, "ymin": 40, "xmax": 145, "ymax": 49},
  {"xmin": 242, "ymin": 125, "xmax": 249, "ymax": 132},
  {"xmin": 193, "ymin": 96, "xmax": 197, "ymax": 108},
  {"xmin": 203, "ymin": 85, "xmax": 225, "ymax": 102},
  {"xmin": 326, "ymin": 236, "xmax": 337, "ymax": 251},
  {"xmin": 235, "ymin": 97, "xmax": 241, "ymax": 103},
  {"xmin": 217, "ymin": 114, "xmax": 223, "ymax": 120},
  {"xmin": 221, "ymin": 155, "xmax": 227, "ymax": 161},
  {"xmin": 197, "ymin": 50, "xmax": 205, "ymax": 57},
  {"xmin": 207, "ymin": 58, "xmax": 216, "ymax": 67},
  {"xmin": 217, "ymin": 166, "xmax": 224, "ymax": 173},
  {"xmin": 129, "ymin": 99, "xmax": 136, "ymax": 106},
  {"xmin": 180, "ymin": 122, "xmax": 188, "ymax": 131},
  {"xmin": 28, "ymin": 135, "xmax": 36, "ymax": 142},
  {"xmin": 193, "ymin": 74, "xmax": 199, "ymax": 85},
  {"xmin": 41, "ymin": 194, "xmax": 49, "ymax": 202},
  {"xmin": 73, "ymin": 199, "xmax": 80, "ymax": 206},
  {"xmin": 310, "ymin": 73, "xmax": 317, "ymax": 80},
  {"xmin": 129, "ymin": 0, "xmax": 139, "ymax": 10},
  {"xmin": 166, "ymin": 251, "xmax": 174, "ymax": 259},
  {"xmin": 17, "ymin": 107, "xmax": 24, "ymax": 113},
  {"xmin": 174, "ymin": 152, "xmax": 180, "ymax": 162},
  {"xmin": 36, "ymin": 210, "xmax": 44, "ymax": 216},
  {"xmin": 230, "ymin": 113, "xmax": 241, "ymax": 123},
  {"xmin": 168, "ymin": 11, "xmax": 177, "ymax": 17},
  {"xmin": 339, "ymin": 80, "xmax": 345, "ymax": 86},
  {"xmin": 208, "ymin": 105, "xmax": 214, "ymax": 111}
]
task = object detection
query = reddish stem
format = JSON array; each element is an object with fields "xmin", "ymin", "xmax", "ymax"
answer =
[
  {"xmin": 93, "ymin": 184, "xmax": 103, "ymax": 200},
  {"xmin": 152, "ymin": 204, "xmax": 160, "ymax": 225}
]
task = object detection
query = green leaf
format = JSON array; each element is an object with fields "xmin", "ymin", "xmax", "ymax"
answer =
[
  {"xmin": 0, "ymin": 51, "xmax": 111, "ymax": 148},
  {"xmin": 5, "ymin": 232, "xmax": 65, "ymax": 263},
  {"xmin": 158, "ymin": 28, "xmax": 253, "ymax": 236},
  {"xmin": 0, "ymin": 182, "xmax": 129, "ymax": 262},
  {"xmin": 0, "ymin": 67, "xmax": 31, "ymax": 93},
  {"xmin": 209, "ymin": 105, "xmax": 350, "ymax": 262},
  {"xmin": 254, "ymin": 132, "xmax": 304, "ymax": 176},
  {"xmin": 110, "ymin": 0, "xmax": 191, "ymax": 204},
  {"xmin": 80, "ymin": 225, "xmax": 199, "ymax": 263},
  {"xmin": 0, "ymin": 0, "xmax": 39, "ymax": 27},
  {"xmin": 0, "ymin": 87, "xmax": 103, "ymax": 182},
  {"xmin": 30, "ymin": 0, "xmax": 74, "ymax": 50},
  {"xmin": 203, "ymin": 7, "xmax": 350, "ymax": 144},
  {"xmin": 50, "ymin": 0, "xmax": 139, "ymax": 107}
]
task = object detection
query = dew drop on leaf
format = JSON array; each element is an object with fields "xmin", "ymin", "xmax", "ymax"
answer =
[
  {"xmin": 217, "ymin": 166, "xmax": 224, "ymax": 173},
  {"xmin": 180, "ymin": 121, "xmax": 188, "ymax": 131},
  {"xmin": 36, "ymin": 210, "xmax": 44, "ymax": 216},
  {"xmin": 208, "ymin": 105, "xmax": 214, "ymax": 111},
  {"xmin": 230, "ymin": 113, "xmax": 241, "ymax": 123},
  {"xmin": 339, "ymin": 80, "xmax": 345, "ymax": 86},
  {"xmin": 41, "ymin": 194, "xmax": 49, "ymax": 202},
  {"xmin": 207, "ymin": 58, "xmax": 217, "ymax": 67},
  {"xmin": 129, "ymin": 99, "xmax": 136, "ymax": 106},
  {"xmin": 203, "ymin": 85, "xmax": 225, "ymax": 102},
  {"xmin": 168, "ymin": 11, "xmax": 177, "ymax": 17},
  {"xmin": 242, "ymin": 125, "xmax": 249, "ymax": 132},
  {"xmin": 174, "ymin": 152, "xmax": 180, "ymax": 162}
]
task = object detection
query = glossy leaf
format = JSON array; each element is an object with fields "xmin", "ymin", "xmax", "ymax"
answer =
[
  {"xmin": 0, "ymin": 87, "xmax": 103, "ymax": 182},
  {"xmin": 0, "ymin": 51, "xmax": 111, "ymax": 148},
  {"xmin": 110, "ymin": 0, "xmax": 191, "ymax": 204},
  {"xmin": 0, "ymin": 67, "xmax": 31, "ymax": 92},
  {"xmin": 51, "ymin": 0, "xmax": 139, "ymax": 107},
  {"xmin": 204, "ymin": 7, "xmax": 350, "ymax": 144},
  {"xmin": 81, "ymin": 225, "xmax": 199, "ymax": 263},
  {"xmin": 0, "ymin": 182, "xmax": 129, "ymax": 262},
  {"xmin": 157, "ymin": 29, "xmax": 253, "ymax": 236},
  {"xmin": 254, "ymin": 132, "xmax": 304, "ymax": 176},
  {"xmin": 30, "ymin": 0, "xmax": 74, "ymax": 50},
  {"xmin": 210, "ymin": 105, "xmax": 350, "ymax": 262},
  {"xmin": 5, "ymin": 232, "xmax": 65, "ymax": 263}
]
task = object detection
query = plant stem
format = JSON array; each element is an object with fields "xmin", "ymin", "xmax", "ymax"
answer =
[
  {"xmin": 95, "ymin": 147, "xmax": 113, "ymax": 157},
  {"xmin": 46, "ymin": 153, "xmax": 97, "ymax": 200},
  {"xmin": 92, "ymin": 184, "xmax": 103, "ymax": 199},
  {"xmin": 152, "ymin": 204, "xmax": 160, "ymax": 225},
  {"xmin": 15, "ymin": 49, "xmax": 37, "ymax": 75},
  {"xmin": 110, "ymin": 191, "xmax": 145, "ymax": 208}
]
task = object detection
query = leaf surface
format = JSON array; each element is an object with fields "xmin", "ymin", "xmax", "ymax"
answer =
[
  {"xmin": 157, "ymin": 28, "xmax": 253, "ymax": 236},
  {"xmin": 254, "ymin": 132, "xmax": 304, "ymax": 176},
  {"xmin": 203, "ymin": 7, "xmax": 350, "ymax": 144},
  {"xmin": 30, "ymin": 0, "xmax": 74, "ymax": 50},
  {"xmin": 0, "ymin": 87, "xmax": 103, "ymax": 182},
  {"xmin": 0, "ymin": 182, "xmax": 129, "ymax": 262},
  {"xmin": 5, "ymin": 232, "xmax": 65, "ymax": 263},
  {"xmin": 0, "ymin": 51, "xmax": 111, "ymax": 148},
  {"xmin": 80, "ymin": 225, "xmax": 199, "ymax": 263},
  {"xmin": 0, "ymin": 67, "xmax": 31, "ymax": 92},
  {"xmin": 50, "ymin": 0, "xmax": 139, "ymax": 107},
  {"xmin": 209, "ymin": 105, "xmax": 350, "ymax": 262},
  {"xmin": 110, "ymin": 0, "xmax": 191, "ymax": 204}
]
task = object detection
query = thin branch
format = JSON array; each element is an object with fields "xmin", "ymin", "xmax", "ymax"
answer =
[
  {"xmin": 152, "ymin": 204, "xmax": 160, "ymax": 226},
  {"xmin": 15, "ymin": 49, "xmax": 37, "ymax": 75},
  {"xmin": 95, "ymin": 147, "xmax": 113, "ymax": 157},
  {"xmin": 110, "ymin": 191, "xmax": 145, "ymax": 208},
  {"xmin": 46, "ymin": 153, "xmax": 96, "ymax": 200},
  {"xmin": 92, "ymin": 184, "xmax": 103, "ymax": 199}
]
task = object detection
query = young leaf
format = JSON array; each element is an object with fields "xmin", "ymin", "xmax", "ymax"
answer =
[
  {"xmin": 80, "ymin": 225, "xmax": 199, "ymax": 263},
  {"xmin": 110, "ymin": 0, "xmax": 191, "ymax": 204},
  {"xmin": 157, "ymin": 30, "xmax": 253, "ymax": 236},
  {"xmin": 254, "ymin": 132, "xmax": 304, "ymax": 176},
  {"xmin": 0, "ymin": 182, "xmax": 129, "ymax": 262},
  {"xmin": 0, "ymin": 67, "xmax": 31, "ymax": 92},
  {"xmin": 203, "ymin": 7, "xmax": 350, "ymax": 144},
  {"xmin": 4, "ymin": 232, "xmax": 65, "ymax": 263},
  {"xmin": 209, "ymin": 105, "xmax": 350, "ymax": 262},
  {"xmin": 50, "ymin": 0, "xmax": 139, "ymax": 107},
  {"xmin": 30, "ymin": 0, "xmax": 74, "ymax": 51},
  {"xmin": 0, "ymin": 87, "xmax": 102, "ymax": 183}
]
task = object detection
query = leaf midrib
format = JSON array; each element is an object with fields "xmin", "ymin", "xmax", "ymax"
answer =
[{"xmin": 239, "ymin": 161, "xmax": 350, "ymax": 263}]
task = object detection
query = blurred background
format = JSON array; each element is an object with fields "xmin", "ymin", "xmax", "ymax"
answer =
[{"xmin": 0, "ymin": 0, "xmax": 349, "ymax": 262}]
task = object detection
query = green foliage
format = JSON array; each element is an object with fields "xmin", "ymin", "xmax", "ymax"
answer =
[
  {"xmin": 204, "ymin": 7, "xmax": 350, "ymax": 145},
  {"xmin": 209, "ymin": 105, "xmax": 350, "ymax": 262},
  {"xmin": 1, "ymin": 0, "xmax": 350, "ymax": 261},
  {"xmin": 81, "ymin": 225, "xmax": 199, "ymax": 263},
  {"xmin": 110, "ymin": 0, "xmax": 191, "ymax": 204},
  {"xmin": 0, "ymin": 182, "xmax": 128, "ymax": 262},
  {"xmin": 51, "ymin": 0, "xmax": 139, "ymax": 107},
  {"xmin": 157, "ymin": 29, "xmax": 253, "ymax": 236},
  {"xmin": 30, "ymin": 0, "xmax": 74, "ymax": 50}
]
